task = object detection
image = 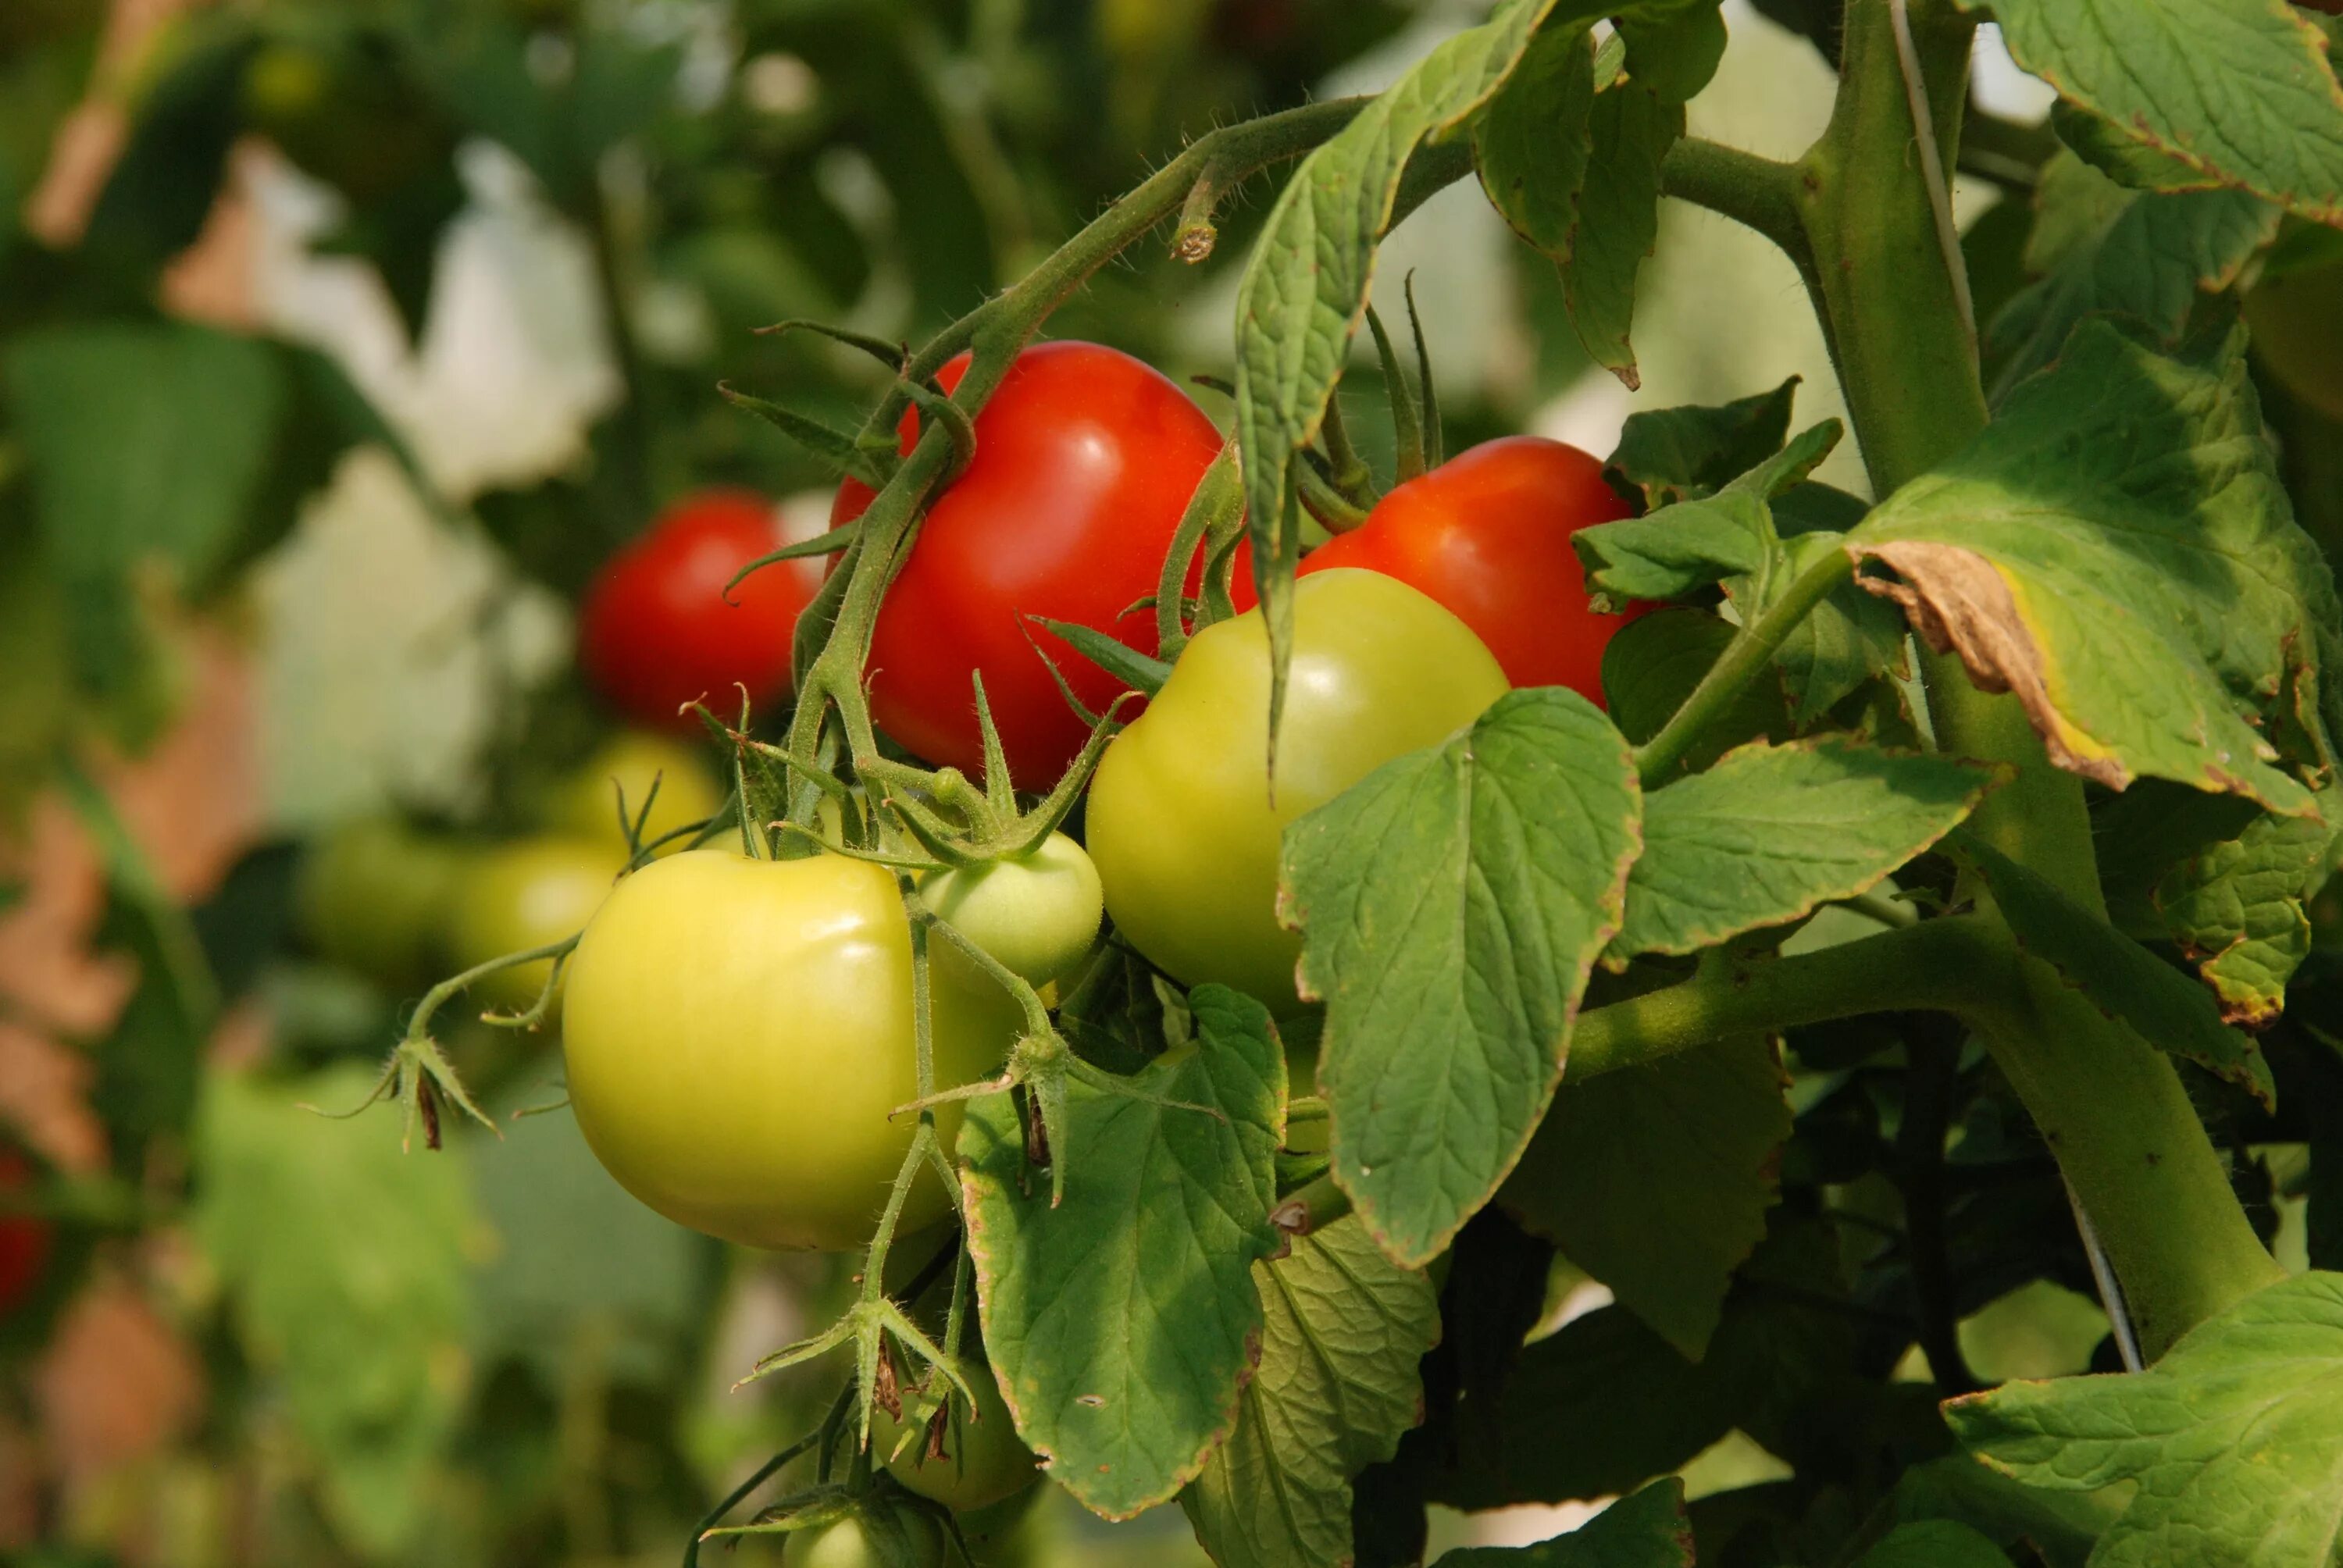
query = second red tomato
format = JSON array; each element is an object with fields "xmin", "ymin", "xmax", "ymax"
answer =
[
  {"xmin": 832, "ymin": 340, "xmax": 1228, "ymax": 787},
  {"xmin": 578, "ymin": 490, "xmax": 817, "ymax": 732},
  {"xmin": 1288, "ymin": 437, "xmax": 1642, "ymax": 703}
]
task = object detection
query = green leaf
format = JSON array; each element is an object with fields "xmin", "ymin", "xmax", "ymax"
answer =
[
  {"xmin": 1947, "ymin": 1270, "xmax": 2343, "ymax": 1567},
  {"xmin": 1851, "ymin": 320, "xmax": 2340, "ymax": 816},
  {"xmin": 1283, "ymin": 689, "xmax": 1642, "ymax": 1267},
  {"xmin": 1881, "ymin": 1455, "xmax": 2113, "ymax": 1568},
  {"xmin": 1603, "ymin": 379, "xmax": 1801, "ymax": 511},
  {"xmin": 1600, "ymin": 608, "xmax": 1791, "ymax": 776},
  {"xmin": 962, "ymin": 985, "xmax": 1286, "ymax": 1519},
  {"xmin": 1611, "ymin": 736, "xmax": 1992, "ymax": 961},
  {"xmin": 1433, "ymin": 1476, "xmax": 1692, "ymax": 1566},
  {"xmin": 1964, "ymin": 0, "xmax": 2343, "ymax": 227},
  {"xmin": 1236, "ymin": 0, "xmax": 1558, "ymax": 757},
  {"xmin": 2152, "ymin": 793, "xmax": 2341, "ymax": 1025},
  {"xmin": 1851, "ymin": 1521, "xmax": 2013, "ymax": 1568},
  {"xmin": 1575, "ymin": 490, "xmax": 1774, "ymax": 604},
  {"xmin": 6, "ymin": 322, "xmax": 287, "ymax": 589},
  {"xmin": 1179, "ymin": 1216, "xmax": 1440, "ymax": 1568},
  {"xmin": 1988, "ymin": 153, "xmax": 2278, "ymax": 397},
  {"xmin": 1502, "ymin": 1036, "xmax": 1791, "ymax": 1359},
  {"xmin": 1029, "ymin": 615, "xmax": 1171, "ymax": 698},
  {"xmin": 2051, "ymin": 100, "xmax": 2222, "ymax": 195},
  {"xmin": 470, "ymin": 1099, "xmax": 717, "ymax": 1385},
  {"xmin": 1616, "ymin": 0, "xmax": 1729, "ymax": 103},
  {"xmin": 1475, "ymin": 25, "xmax": 1684, "ymax": 389},
  {"xmin": 81, "ymin": 23, "xmax": 256, "ymax": 271},
  {"xmin": 195, "ymin": 1066, "xmax": 473, "ymax": 1559},
  {"xmin": 1958, "ymin": 833, "xmax": 2276, "ymax": 1105},
  {"xmin": 1768, "ymin": 530, "xmax": 1912, "ymax": 727}
]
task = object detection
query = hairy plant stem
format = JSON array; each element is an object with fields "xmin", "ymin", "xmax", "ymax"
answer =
[
  {"xmin": 1792, "ymin": 0, "xmax": 2280, "ymax": 1353},
  {"xmin": 779, "ymin": 98, "xmax": 1370, "ymax": 821}
]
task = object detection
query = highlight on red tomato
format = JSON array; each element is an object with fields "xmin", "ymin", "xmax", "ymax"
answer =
[
  {"xmin": 0, "ymin": 1149, "xmax": 52, "ymax": 1313},
  {"xmin": 1238, "ymin": 436, "xmax": 1641, "ymax": 703},
  {"xmin": 577, "ymin": 489, "xmax": 818, "ymax": 732},
  {"xmin": 831, "ymin": 340, "xmax": 1236, "ymax": 787}
]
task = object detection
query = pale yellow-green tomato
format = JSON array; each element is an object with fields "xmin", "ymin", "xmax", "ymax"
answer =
[
  {"xmin": 1086, "ymin": 569, "xmax": 1509, "ymax": 1011},
  {"xmin": 298, "ymin": 817, "xmax": 465, "ymax": 990},
  {"xmin": 918, "ymin": 832, "xmax": 1103, "ymax": 992},
  {"xmin": 447, "ymin": 836, "xmax": 627, "ymax": 1013},
  {"xmin": 551, "ymin": 732, "xmax": 727, "ymax": 856},
  {"xmin": 559, "ymin": 850, "xmax": 1018, "ymax": 1252},
  {"xmin": 783, "ymin": 1512, "xmax": 944, "ymax": 1568},
  {"xmin": 871, "ymin": 1358, "xmax": 1041, "ymax": 1512}
]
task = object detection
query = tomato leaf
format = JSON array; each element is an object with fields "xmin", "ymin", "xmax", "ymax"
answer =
[
  {"xmin": 1960, "ymin": 0, "xmax": 2343, "ymax": 227},
  {"xmin": 1502, "ymin": 1036, "xmax": 1790, "ymax": 1359},
  {"xmin": 2149, "ymin": 789, "xmax": 2343, "ymax": 1025},
  {"xmin": 194, "ymin": 1067, "xmax": 474, "ymax": 1559},
  {"xmin": 1234, "ymin": 0, "xmax": 1559, "ymax": 772},
  {"xmin": 1946, "ymin": 1271, "xmax": 2343, "ymax": 1566},
  {"xmin": 1432, "ymin": 1475, "xmax": 1692, "ymax": 1566},
  {"xmin": 1026, "ymin": 615, "xmax": 1170, "ymax": 699},
  {"xmin": 1956, "ymin": 833, "xmax": 2277, "ymax": 1106},
  {"xmin": 1179, "ymin": 1215, "xmax": 1440, "ymax": 1568},
  {"xmin": 1601, "ymin": 608, "xmax": 1791, "ymax": 776},
  {"xmin": 961, "ymin": 985, "xmax": 1285, "ymax": 1520},
  {"xmin": 1987, "ymin": 153, "xmax": 2278, "ymax": 399},
  {"xmin": 1610, "ymin": 737, "xmax": 1996, "ymax": 963},
  {"xmin": 1283, "ymin": 688, "xmax": 1642, "ymax": 1268},
  {"xmin": 1850, "ymin": 319, "xmax": 2341, "ymax": 817},
  {"xmin": 1574, "ymin": 490, "xmax": 1776, "ymax": 604},
  {"xmin": 1604, "ymin": 378, "xmax": 1802, "ymax": 510},
  {"xmin": 1881, "ymin": 1455, "xmax": 2113, "ymax": 1568}
]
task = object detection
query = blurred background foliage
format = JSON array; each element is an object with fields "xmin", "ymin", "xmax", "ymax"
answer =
[{"xmin": 8, "ymin": 2, "xmax": 2334, "ymax": 1566}]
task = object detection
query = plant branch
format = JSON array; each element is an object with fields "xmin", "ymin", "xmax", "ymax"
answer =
[{"xmin": 1632, "ymin": 548, "xmax": 1854, "ymax": 783}]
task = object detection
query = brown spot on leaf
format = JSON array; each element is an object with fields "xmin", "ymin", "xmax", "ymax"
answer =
[{"xmin": 1852, "ymin": 540, "xmax": 2131, "ymax": 790}]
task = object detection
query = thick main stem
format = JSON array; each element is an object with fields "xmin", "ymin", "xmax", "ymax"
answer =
[{"xmin": 1796, "ymin": 0, "xmax": 2279, "ymax": 1352}]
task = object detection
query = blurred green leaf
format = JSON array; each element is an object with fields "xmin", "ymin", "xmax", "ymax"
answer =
[
  {"xmin": 1435, "ymin": 1475, "xmax": 1692, "ymax": 1564},
  {"xmin": 195, "ymin": 1065, "xmax": 474, "ymax": 1559}
]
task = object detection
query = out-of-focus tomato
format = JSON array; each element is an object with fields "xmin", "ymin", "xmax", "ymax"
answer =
[
  {"xmin": 578, "ymin": 490, "xmax": 818, "ymax": 732},
  {"xmin": 0, "ymin": 1150, "xmax": 51, "ymax": 1313},
  {"xmin": 448, "ymin": 837, "xmax": 627, "ymax": 1013},
  {"xmin": 548, "ymin": 732, "xmax": 728, "ymax": 856},
  {"xmin": 298, "ymin": 818, "xmax": 466, "ymax": 991},
  {"xmin": 872, "ymin": 1356, "xmax": 1042, "ymax": 1512},
  {"xmin": 831, "ymin": 341, "xmax": 1237, "ymax": 787}
]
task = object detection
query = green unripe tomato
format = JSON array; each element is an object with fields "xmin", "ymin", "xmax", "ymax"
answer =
[
  {"xmin": 298, "ymin": 817, "xmax": 464, "ymax": 989},
  {"xmin": 448, "ymin": 836, "xmax": 626, "ymax": 1013},
  {"xmin": 872, "ymin": 1361, "xmax": 1041, "ymax": 1513},
  {"xmin": 560, "ymin": 850, "xmax": 1019, "ymax": 1251},
  {"xmin": 785, "ymin": 1511, "xmax": 945, "ymax": 1568},
  {"xmin": 549, "ymin": 732, "xmax": 727, "ymax": 856},
  {"xmin": 918, "ymin": 832, "xmax": 1103, "ymax": 990},
  {"xmin": 1086, "ymin": 569, "xmax": 1508, "ymax": 1012},
  {"xmin": 2244, "ymin": 258, "xmax": 2343, "ymax": 423}
]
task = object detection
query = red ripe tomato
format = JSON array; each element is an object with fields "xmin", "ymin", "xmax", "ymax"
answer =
[
  {"xmin": 1243, "ymin": 437, "xmax": 1642, "ymax": 704},
  {"xmin": 578, "ymin": 490, "xmax": 817, "ymax": 732},
  {"xmin": 831, "ymin": 341, "xmax": 1236, "ymax": 787},
  {"xmin": 0, "ymin": 1149, "xmax": 52, "ymax": 1311}
]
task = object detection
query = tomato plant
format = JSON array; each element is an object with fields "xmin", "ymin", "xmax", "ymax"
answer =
[
  {"xmin": 448, "ymin": 836, "xmax": 626, "ymax": 1013},
  {"xmin": 558, "ymin": 850, "xmax": 1018, "ymax": 1252},
  {"xmin": 577, "ymin": 490, "xmax": 816, "ymax": 732},
  {"xmin": 1293, "ymin": 435, "xmax": 1644, "ymax": 700},
  {"xmin": 1087, "ymin": 568, "xmax": 1507, "ymax": 1010},
  {"xmin": 829, "ymin": 342, "xmax": 1230, "ymax": 786},
  {"xmin": 783, "ymin": 1511, "xmax": 945, "ymax": 1568},
  {"xmin": 2245, "ymin": 256, "xmax": 2343, "ymax": 423}
]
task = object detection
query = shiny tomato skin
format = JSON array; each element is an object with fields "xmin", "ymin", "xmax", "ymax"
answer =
[
  {"xmin": 1293, "ymin": 437, "xmax": 1641, "ymax": 702},
  {"xmin": 1086, "ymin": 569, "xmax": 1509, "ymax": 1012},
  {"xmin": 559, "ymin": 850, "xmax": 1018, "ymax": 1252},
  {"xmin": 832, "ymin": 342, "xmax": 1233, "ymax": 788},
  {"xmin": 578, "ymin": 490, "xmax": 816, "ymax": 732},
  {"xmin": 918, "ymin": 832, "xmax": 1103, "ymax": 991},
  {"xmin": 0, "ymin": 1149, "xmax": 51, "ymax": 1312}
]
